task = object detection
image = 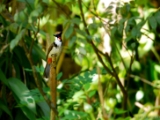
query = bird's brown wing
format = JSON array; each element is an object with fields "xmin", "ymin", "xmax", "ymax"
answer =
[{"xmin": 46, "ymin": 43, "xmax": 53, "ymax": 59}]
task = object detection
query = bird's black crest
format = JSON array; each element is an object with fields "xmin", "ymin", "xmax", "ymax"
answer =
[{"xmin": 54, "ymin": 32, "xmax": 62, "ymax": 38}]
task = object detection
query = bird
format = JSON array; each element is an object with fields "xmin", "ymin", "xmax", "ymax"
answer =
[{"xmin": 43, "ymin": 32, "xmax": 62, "ymax": 78}]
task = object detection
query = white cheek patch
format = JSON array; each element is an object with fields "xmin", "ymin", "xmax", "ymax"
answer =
[{"xmin": 55, "ymin": 37, "xmax": 62, "ymax": 46}]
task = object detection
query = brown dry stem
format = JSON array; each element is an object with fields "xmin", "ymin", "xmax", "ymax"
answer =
[{"xmin": 50, "ymin": 55, "xmax": 57, "ymax": 120}]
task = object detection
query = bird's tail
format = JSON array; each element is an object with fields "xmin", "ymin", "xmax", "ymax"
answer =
[{"xmin": 43, "ymin": 63, "xmax": 50, "ymax": 78}]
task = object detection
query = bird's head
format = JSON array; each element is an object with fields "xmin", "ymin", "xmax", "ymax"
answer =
[{"xmin": 54, "ymin": 32, "xmax": 62, "ymax": 41}]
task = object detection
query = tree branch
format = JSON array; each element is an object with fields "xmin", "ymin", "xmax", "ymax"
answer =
[
  {"xmin": 21, "ymin": 39, "xmax": 57, "ymax": 114},
  {"xmin": 78, "ymin": 0, "xmax": 128, "ymax": 114},
  {"xmin": 50, "ymin": 55, "xmax": 58, "ymax": 120},
  {"xmin": 78, "ymin": 0, "xmax": 112, "ymax": 75},
  {"xmin": 78, "ymin": 0, "xmax": 127, "ymax": 99},
  {"xmin": 130, "ymin": 74, "xmax": 160, "ymax": 89},
  {"xmin": 97, "ymin": 67, "xmax": 108, "ymax": 120}
]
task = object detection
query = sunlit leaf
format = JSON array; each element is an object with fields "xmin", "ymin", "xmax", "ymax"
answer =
[
  {"xmin": 8, "ymin": 78, "xmax": 36, "ymax": 120},
  {"xmin": 83, "ymin": 83, "xmax": 90, "ymax": 91},
  {"xmin": 88, "ymin": 90, "xmax": 96, "ymax": 98}
]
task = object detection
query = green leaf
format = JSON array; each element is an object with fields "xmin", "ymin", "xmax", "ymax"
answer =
[
  {"xmin": 118, "ymin": 19, "xmax": 125, "ymax": 35},
  {"xmin": 114, "ymin": 108, "xmax": 127, "ymax": 114},
  {"xmin": 0, "ymin": 69, "xmax": 8, "ymax": 85},
  {"xmin": 27, "ymin": 98, "xmax": 34, "ymax": 103},
  {"xmin": 39, "ymin": 29, "xmax": 46, "ymax": 37},
  {"xmin": 125, "ymin": 18, "xmax": 136, "ymax": 34},
  {"xmin": 57, "ymin": 72, "xmax": 63, "ymax": 80},
  {"xmin": 37, "ymin": 102, "xmax": 50, "ymax": 117},
  {"xmin": 8, "ymin": 78, "xmax": 36, "ymax": 120},
  {"xmin": 95, "ymin": 37, "xmax": 101, "ymax": 44},
  {"xmin": 88, "ymin": 90, "xmax": 96, "ymax": 98},
  {"xmin": 131, "ymin": 27, "xmax": 140, "ymax": 38},
  {"xmin": 86, "ymin": 35, "xmax": 92, "ymax": 41},
  {"xmin": 71, "ymin": 17, "xmax": 81, "ymax": 25},
  {"xmin": 13, "ymin": 46, "xmax": 30, "ymax": 68},
  {"xmin": 127, "ymin": 39, "xmax": 137, "ymax": 50},
  {"xmin": 135, "ymin": 0, "xmax": 148, "ymax": 5},
  {"xmin": 64, "ymin": 25, "xmax": 74, "ymax": 39},
  {"xmin": 101, "ymin": 68, "xmax": 107, "ymax": 74},
  {"xmin": 148, "ymin": 16, "xmax": 157, "ymax": 31},
  {"xmin": 75, "ymin": 28, "xmax": 87, "ymax": 38},
  {"xmin": 131, "ymin": 27, "xmax": 137, "ymax": 38},
  {"xmin": 33, "ymin": 43, "xmax": 46, "ymax": 60},
  {"xmin": 31, "ymin": 4, "xmax": 42, "ymax": 17},
  {"xmin": 10, "ymin": 29, "xmax": 26, "ymax": 51},
  {"xmin": 83, "ymin": 83, "xmax": 90, "ymax": 91},
  {"xmin": 35, "ymin": 65, "xmax": 44, "ymax": 73},
  {"xmin": 88, "ymin": 23, "xmax": 98, "ymax": 30},
  {"xmin": 68, "ymin": 36, "xmax": 77, "ymax": 47},
  {"xmin": 155, "ymin": 11, "xmax": 160, "ymax": 25},
  {"xmin": 0, "ymin": 100, "xmax": 13, "ymax": 119},
  {"xmin": 24, "ymin": 68, "xmax": 32, "ymax": 72},
  {"xmin": 9, "ymin": 23, "xmax": 19, "ymax": 33}
]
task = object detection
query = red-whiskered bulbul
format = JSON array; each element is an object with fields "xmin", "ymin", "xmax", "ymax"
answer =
[{"xmin": 43, "ymin": 32, "xmax": 62, "ymax": 78}]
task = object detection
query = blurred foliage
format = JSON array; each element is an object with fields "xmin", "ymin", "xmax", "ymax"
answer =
[{"xmin": 0, "ymin": 0, "xmax": 160, "ymax": 120}]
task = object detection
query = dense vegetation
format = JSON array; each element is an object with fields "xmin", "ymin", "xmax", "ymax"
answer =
[{"xmin": 0, "ymin": 0, "xmax": 160, "ymax": 120}]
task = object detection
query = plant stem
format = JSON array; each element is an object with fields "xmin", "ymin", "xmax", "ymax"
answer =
[{"xmin": 50, "ymin": 55, "xmax": 58, "ymax": 120}]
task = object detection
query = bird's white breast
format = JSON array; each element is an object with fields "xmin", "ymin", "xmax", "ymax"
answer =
[
  {"xmin": 55, "ymin": 37, "xmax": 62, "ymax": 46},
  {"xmin": 48, "ymin": 38, "xmax": 62, "ymax": 58},
  {"xmin": 48, "ymin": 46, "xmax": 61, "ymax": 57}
]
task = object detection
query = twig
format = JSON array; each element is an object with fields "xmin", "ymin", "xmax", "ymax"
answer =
[
  {"xmin": 135, "ymin": 102, "xmax": 148, "ymax": 111},
  {"xmin": 151, "ymin": 47, "xmax": 160, "ymax": 63},
  {"xmin": 141, "ymin": 106, "xmax": 160, "ymax": 119},
  {"xmin": 141, "ymin": 32, "xmax": 154, "ymax": 41},
  {"xmin": 22, "ymin": 67, "xmax": 27, "ymax": 85},
  {"xmin": 105, "ymin": 52, "xmax": 128, "ymax": 111},
  {"xmin": 97, "ymin": 67, "xmax": 108, "ymax": 120},
  {"xmin": 125, "ymin": 56, "xmax": 134, "ymax": 102},
  {"xmin": 130, "ymin": 74, "xmax": 160, "ymax": 89},
  {"xmin": 113, "ymin": 42, "xmax": 128, "ymax": 70}
]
